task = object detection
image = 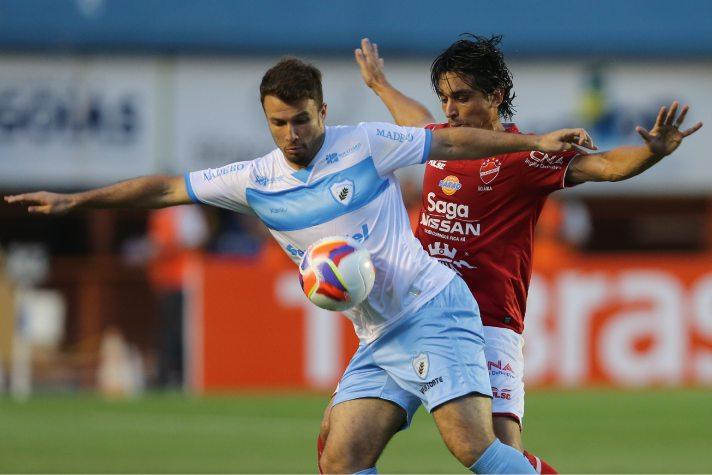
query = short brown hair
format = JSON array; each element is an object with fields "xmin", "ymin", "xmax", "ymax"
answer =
[{"xmin": 260, "ymin": 57, "xmax": 323, "ymax": 106}]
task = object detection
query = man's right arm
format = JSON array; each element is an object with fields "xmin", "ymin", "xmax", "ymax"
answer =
[
  {"xmin": 355, "ymin": 38, "xmax": 436, "ymax": 127},
  {"xmin": 428, "ymin": 126, "xmax": 596, "ymax": 161},
  {"xmin": 4, "ymin": 175, "xmax": 191, "ymax": 215}
]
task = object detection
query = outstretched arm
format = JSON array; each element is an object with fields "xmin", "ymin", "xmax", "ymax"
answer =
[
  {"xmin": 566, "ymin": 101, "xmax": 703, "ymax": 185},
  {"xmin": 357, "ymin": 37, "xmax": 596, "ymax": 162},
  {"xmin": 429, "ymin": 126, "xmax": 596, "ymax": 161},
  {"xmin": 4, "ymin": 175, "xmax": 191, "ymax": 215},
  {"xmin": 355, "ymin": 38, "xmax": 435, "ymax": 127}
]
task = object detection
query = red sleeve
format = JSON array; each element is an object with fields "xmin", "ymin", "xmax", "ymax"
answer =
[{"xmin": 517, "ymin": 150, "xmax": 581, "ymax": 194}]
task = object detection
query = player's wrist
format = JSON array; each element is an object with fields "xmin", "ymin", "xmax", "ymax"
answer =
[
  {"xmin": 526, "ymin": 134, "xmax": 543, "ymax": 151},
  {"xmin": 646, "ymin": 144, "xmax": 667, "ymax": 159},
  {"xmin": 68, "ymin": 192, "xmax": 87, "ymax": 210},
  {"xmin": 370, "ymin": 78, "xmax": 393, "ymax": 95}
]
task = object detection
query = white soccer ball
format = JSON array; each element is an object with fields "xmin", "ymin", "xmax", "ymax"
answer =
[{"xmin": 298, "ymin": 236, "xmax": 376, "ymax": 311}]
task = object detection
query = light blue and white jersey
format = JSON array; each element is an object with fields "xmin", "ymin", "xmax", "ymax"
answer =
[{"xmin": 185, "ymin": 122, "xmax": 455, "ymax": 343}]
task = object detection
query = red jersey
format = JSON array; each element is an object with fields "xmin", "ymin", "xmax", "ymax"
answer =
[{"xmin": 418, "ymin": 123, "xmax": 580, "ymax": 333}]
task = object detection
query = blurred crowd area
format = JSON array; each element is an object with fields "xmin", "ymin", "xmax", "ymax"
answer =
[{"xmin": 1, "ymin": 0, "xmax": 711, "ymax": 395}]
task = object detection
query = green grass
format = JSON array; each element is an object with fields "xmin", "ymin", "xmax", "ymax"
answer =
[{"xmin": 1, "ymin": 389, "xmax": 710, "ymax": 473}]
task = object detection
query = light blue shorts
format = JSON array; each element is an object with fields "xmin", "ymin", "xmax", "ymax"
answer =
[{"xmin": 332, "ymin": 275, "xmax": 492, "ymax": 428}]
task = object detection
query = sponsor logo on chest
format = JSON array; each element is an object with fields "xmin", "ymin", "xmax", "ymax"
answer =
[
  {"xmin": 324, "ymin": 143, "xmax": 363, "ymax": 165},
  {"xmin": 421, "ymin": 192, "xmax": 481, "ymax": 241},
  {"xmin": 426, "ymin": 192, "xmax": 469, "ymax": 219},
  {"xmin": 284, "ymin": 224, "xmax": 370, "ymax": 259},
  {"xmin": 526, "ymin": 151, "xmax": 565, "ymax": 169},
  {"xmin": 430, "ymin": 163, "xmax": 498, "ymax": 193},
  {"xmin": 438, "ymin": 175, "xmax": 462, "ymax": 196}
]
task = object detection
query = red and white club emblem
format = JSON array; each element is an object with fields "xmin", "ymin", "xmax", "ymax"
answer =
[{"xmin": 479, "ymin": 158, "xmax": 501, "ymax": 184}]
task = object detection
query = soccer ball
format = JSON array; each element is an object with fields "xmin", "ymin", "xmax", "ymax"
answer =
[{"xmin": 298, "ymin": 236, "xmax": 376, "ymax": 311}]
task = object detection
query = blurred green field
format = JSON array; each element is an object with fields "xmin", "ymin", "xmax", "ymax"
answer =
[{"xmin": 1, "ymin": 389, "xmax": 710, "ymax": 473}]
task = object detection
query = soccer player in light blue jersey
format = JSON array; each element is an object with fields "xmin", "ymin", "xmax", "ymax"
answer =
[{"xmin": 6, "ymin": 58, "xmax": 595, "ymax": 474}]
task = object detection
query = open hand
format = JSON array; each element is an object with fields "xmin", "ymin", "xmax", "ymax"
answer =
[
  {"xmin": 4, "ymin": 192, "xmax": 77, "ymax": 215},
  {"xmin": 355, "ymin": 38, "xmax": 388, "ymax": 90},
  {"xmin": 535, "ymin": 128, "xmax": 597, "ymax": 154},
  {"xmin": 636, "ymin": 102, "xmax": 703, "ymax": 157}
]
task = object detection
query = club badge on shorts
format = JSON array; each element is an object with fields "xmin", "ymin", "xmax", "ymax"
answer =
[{"xmin": 412, "ymin": 353, "xmax": 429, "ymax": 380}]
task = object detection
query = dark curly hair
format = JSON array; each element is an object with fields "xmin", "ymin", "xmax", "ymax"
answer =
[
  {"xmin": 260, "ymin": 57, "xmax": 323, "ymax": 106},
  {"xmin": 430, "ymin": 34, "xmax": 515, "ymax": 120}
]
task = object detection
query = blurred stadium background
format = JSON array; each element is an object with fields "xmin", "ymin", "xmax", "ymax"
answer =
[{"xmin": 0, "ymin": 0, "xmax": 711, "ymax": 473}]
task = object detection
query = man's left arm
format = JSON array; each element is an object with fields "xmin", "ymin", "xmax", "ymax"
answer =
[{"xmin": 566, "ymin": 101, "xmax": 702, "ymax": 185}]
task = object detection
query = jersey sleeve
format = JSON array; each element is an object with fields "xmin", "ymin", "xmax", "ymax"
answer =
[
  {"xmin": 184, "ymin": 160, "xmax": 254, "ymax": 214},
  {"xmin": 358, "ymin": 122, "xmax": 432, "ymax": 176},
  {"xmin": 517, "ymin": 150, "xmax": 582, "ymax": 194}
]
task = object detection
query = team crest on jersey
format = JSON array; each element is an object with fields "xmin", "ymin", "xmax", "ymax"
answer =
[
  {"xmin": 330, "ymin": 180, "xmax": 354, "ymax": 206},
  {"xmin": 480, "ymin": 158, "xmax": 501, "ymax": 184},
  {"xmin": 412, "ymin": 353, "xmax": 429, "ymax": 379},
  {"xmin": 438, "ymin": 175, "xmax": 461, "ymax": 196}
]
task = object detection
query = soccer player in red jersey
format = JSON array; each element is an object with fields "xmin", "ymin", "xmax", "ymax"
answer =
[{"xmin": 317, "ymin": 35, "xmax": 702, "ymax": 473}]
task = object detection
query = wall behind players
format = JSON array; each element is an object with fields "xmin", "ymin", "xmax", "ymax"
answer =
[
  {"xmin": 186, "ymin": 252, "xmax": 712, "ymax": 391},
  {"xmin": 0, "ymin": 57, "xmax": 160, "ymax": 187},
  {"xmin": 1, "ymin": 56, "xmax": 710, "ymax": 194}
]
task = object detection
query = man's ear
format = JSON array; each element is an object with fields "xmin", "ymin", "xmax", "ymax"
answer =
[{"xmin": 490, "ymin": 89, "xmax": 504, "ymax": 109}]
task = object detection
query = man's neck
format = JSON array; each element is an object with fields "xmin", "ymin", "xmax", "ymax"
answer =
[{"xmin": 285, "ymin": 155, "xmax": 314, "ymax": 171}]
